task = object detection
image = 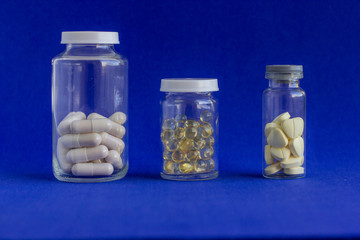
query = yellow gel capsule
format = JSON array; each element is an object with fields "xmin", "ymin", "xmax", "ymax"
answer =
[
  {"xmin": 179, "ymin": 161, "xmax": 193, "ymax": 174},
  {"xmin": 200, "ymin": 111, "xmax": 213, "ymax": 123},
  {"xmin": 163, "ymin": 150, "xmax": 172, "ymax": 160},
  {"xmin": 194, "ymin": 136, "xmax": 206, "ymax": 150},
  {"xmin": 186, "ymin": 150, "xmax": 200, "ymax": 161},
  {"xmin": 185, "ymin": 126, "xmax": 198, "ymax": 139},
  {"xmin": 162, "ymin": 119, "xmax": 176, "ymax": 130},
  {"xmin": 176, "ymin": 120, "xmax": 186, "ymax": 128},
  {"xmin": 185, "ymin": 119, "xmax": 200, "ymax": 128},
  {"xmin": 200, "ymin": 147, "xmax": 214, "ymax": 160},
  {"xmin": 174, "ymin": 127, "xmax": 185, "ymax": 140},
  {"xmin": 205, "ymin": 136, "xmax": 214, "ymax": 146},
  {"xmin": 194, "ymin": 159, "xmax": 207, "ymax": 173},
  {"xmin": 178, "ymin": 138, "xmax": 194, "ymax": 152},
  {"xmin": 175, "ymin": 114, "xmax": 187, "ymax": 122},
  {"xmin": 161, "ymin": 129, "xmax": 175, "ymax": 143},
  {"xmin": 164, "ymin": 160, "xmax": 177, "ymax": 174},
  {"xmin": 166, "ymin": 140, "xmax": 178, "ymax": 151},
  {"xmin": 200, "ymin": 122, "xmax": 213, "ymax": 138},
  {"xmin": 172, "ymin": 150, "xmax": 185, "ymax": 163},
  {"xmin": 207, "ymin": 158, "xmax": 215, "ymax": 170}
]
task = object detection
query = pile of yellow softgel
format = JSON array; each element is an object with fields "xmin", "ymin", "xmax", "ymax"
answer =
[
  {"xmin": 161, "ymin": 111, "xmax": 215, "ymax": 175},
  {"xmin": 264, "ymin": 112, "xmax": 305, "ymax": 176}
]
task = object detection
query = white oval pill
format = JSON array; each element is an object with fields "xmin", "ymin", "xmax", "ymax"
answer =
[
  {"xmin": 72, "ymin": 163, "xmax": 114, "ymax": 176},
  {"xmin": 267, "ymin": 128, "xmax": 288, "ymax": 148},
  {"xmin": 270, "ymin": 147, "xmax": 290, "ymax": 161},
  {"xmin": 105, "ymin": 150, "xmax": 124, "ymax": 170},
  {"xmin": 56, "ymin": 141, "xmax": 73, "ymax": 173},
  {"xmin": 67, "ymin": 145, "xmax": 109, "ymax": 163},
  {"xmin": 284, "ymin": 166, "xmax": 304, "ymax": 175},
  {"xmin": 289, "ymin": 136, "xmax": 304, "ymax": 157},
  {"xmin": 264, "ymin": 145, "xmax": 274, "ymax": 165},
  {"xmin": 280, "ymin": 156, "xmax": 302, "ymax": 168},
  {"xmin": 281, "ymin": 117, "xmax": 304, "ymax": 139},
  {"xmin": 272, "ymin": 112, "xmax": 290, "ymax": 124},
  {"xmin": 265, "ymin": 162, "xmax": 282, "ymax": 175},
  {"xmin": 60, "ymin": 133, "xmax": 102, "ymax": 148},
  {"xmin": 109, "ymin": 112, "xmax": 127, "ymax": 125},
  {"xmin": 265, "ymin": 122, "xmax": 279, "ymax": 137},
  {"xmin": 100, "ymin": 132, "xmax": 125, "ymax": 153},
  {"xmin": 87, "ymin": 113, "xmax": 106, "ymax": 119},
  {"xmin": 57, "ymin": 112, "xmax": 86, "ymax": 136}
]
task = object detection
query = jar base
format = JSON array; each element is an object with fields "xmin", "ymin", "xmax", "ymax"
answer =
[
  {"xmin": 263, "ymin": 172, "xmax": 305, "ymax": 179},
  {"xmin": 53, "ymin": 159, "xmax": 129, "ymax": 183},
  {"xmin": 160, "ymin": 171, "xmax": 218, "ymax": 181}
]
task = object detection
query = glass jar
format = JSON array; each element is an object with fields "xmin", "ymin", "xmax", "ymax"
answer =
[
  {"xmin": 262, "ymin": 65, "xmax": 305, "ymax": 179},
  {"xmin": 160, "ymin": 78, "xmax": 219, "ymax": 181},
  {"xmin": 52, "ymin": 31, "xmax": 129, "ymax": 182}
]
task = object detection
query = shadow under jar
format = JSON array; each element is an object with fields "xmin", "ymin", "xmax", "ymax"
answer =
[
  {"xmin": 52, "ymin": 31, "xmax": 129, "ymax": 183},
  {"xmin": 262, "ymin": 65, "xmax": 306, "ymax": 179},
  {"xmin": 160, "ymin": 78, "xmax": 219, "ymax": 181}
]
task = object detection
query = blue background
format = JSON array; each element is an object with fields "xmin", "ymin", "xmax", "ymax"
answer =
[{"xmin": 0, "ymin": 0, "xmax": 360, "ymax": 239}]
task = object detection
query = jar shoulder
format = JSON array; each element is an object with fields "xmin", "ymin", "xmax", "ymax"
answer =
[
  {"xmin": 162, "ymin": 94, "xmax": 218, "ymax": 105},
  {"xmin": 263, "ymin": 88, "xmax": 306, "ymax": 98},
  {"xmin": 52, "ymin": 50, "xmax": 128, "ymax": 65}
]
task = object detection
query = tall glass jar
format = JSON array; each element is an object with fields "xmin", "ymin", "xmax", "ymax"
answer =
[
  {"xmin": 52, "ymin": 31, "xmax": 129, "ymax": 182},
  {"xmin": 262, "ymin": 65, "xmax": 305, "ymax": 179},
  {"xmin": 160, "ymin": 78, "xmax": 219, "ymax": 181}
]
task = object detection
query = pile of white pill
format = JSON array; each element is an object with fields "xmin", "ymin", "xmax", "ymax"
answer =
[
  {"xmin": 264, "ymin": 112, "xmax": 305, "ymax": 176},
  {"xmin": 56, "ymin": 111, "xmax": 127, "ymax": 177}
]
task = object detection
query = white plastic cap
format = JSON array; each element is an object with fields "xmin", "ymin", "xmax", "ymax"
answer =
[
  {"xmin": 61, "ymin": 31, "xmax": 119, "ymax": 44},
  {"xmin": 160, "ymin": 78, "xmax": 219, "ymax": 92}
]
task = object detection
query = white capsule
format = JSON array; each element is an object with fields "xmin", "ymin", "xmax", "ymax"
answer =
[
  {"xmin": 272, "ymin": 112, "xmax": 291, "ymax": 125},
  {"xmin": 267, "ymin": 128, "xmax": 288, "ymax": 148},
  {"xmin": 264, "ymin": 145, "xmax": 274, "ymax": 165},
  {"xmin": 66, "ymin": 145, "xmax": 109, "ymax": 163},
  {"xmin": 57, "ymin": 112, "xmax": 86, "ymax": 136},
  {"xmin": 109, "ymin": 112, "xmax": 127, "ymax": 125},
  {"xmin": 87, "ymin": 113, "xmax": 106, "ymax": 119},
  {"xmin": 100, "ymin": 132, "xmax": 125, "ymax": 153},
  {"xmin": 60, "ymin": 133, "xmax": 102, "ymax": 148},
  {"xmin": 56, "ymin": 141, "xmax": 73, "ymax": 173},
  {"xmin": 72, "ymin": 163, "xmax": 114, "ymax": 176},
  {"xmin": 264, "ymin": 162, "xmax": 282, "ymax": 175},
  {"xmin": 284, "ymin": 166, "xmax": 304, "ymax": 175},
  {"xmin": 70, "ymin": 119, "xmax": 125, "ymax": 138},
  {"xmin": 105, "ymin": 150, "xmax": 124, "ymax": 170},
  {"xmin": 280, "ymin": 156, "xmax": 302, "ymax": 168},
  {"xmin": 270, "ymin": 147, "xmax": 291, "ymax": 161}
]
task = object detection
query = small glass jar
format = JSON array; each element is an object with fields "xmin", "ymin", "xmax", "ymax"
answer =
[
  {"xmin": 160, "ymin": 78, "xmax": 219, "ymax": 181},
  {"xmin": 262, "ymin": 65, "xmax": 305, "ymax": 179},
  {"xmin": 52, "ymin": 31, "xmax": 129, "ymax": 182}
]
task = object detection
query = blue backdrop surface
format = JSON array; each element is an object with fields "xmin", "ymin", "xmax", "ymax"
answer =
[{"xmin": 0, "ymin": 0, "xmax": 360, "ymax": 239}]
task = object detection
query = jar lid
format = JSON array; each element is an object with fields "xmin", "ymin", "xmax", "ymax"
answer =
[
  {"xmin": 160, "ymin": 78, "xmax": 219, "ymax": 92},
  {"xmin": 61, "ymin": 31, "xmax": 119, "ymax": 44},
  {"xmin": 265, "ymin": 65, "xmax": 303, "ymax": 80},
  {"xmin": 266, "ymin": 65, "xmax": 303, "ymax": 73}
]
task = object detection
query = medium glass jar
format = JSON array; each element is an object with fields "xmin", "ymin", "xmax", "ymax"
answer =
[
  {"xmin": 262, "ymin": 65, "xmax": 305, "ymax": 179},
  {"xmin": 52, "ymin": 31, "xmax": 129, "ymax": 182},
  {"xmin": 160, "ymin": 78, "xmax": 219, "ymax": 181}
]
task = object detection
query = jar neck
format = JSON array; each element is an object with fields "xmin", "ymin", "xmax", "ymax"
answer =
[
  {"xmin": 166, "ymin": 92, "xmax": 212, "ymax": 96},
  {"xmin": 66, "ymin": 44, "xmax": 115, "ymax": 50},
  {"xmin": 268, "ymin": 79, "xmax": 300, "ymax": 88}
]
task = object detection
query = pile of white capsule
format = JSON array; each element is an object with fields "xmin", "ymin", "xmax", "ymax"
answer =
[
  {"xmin": 56, "ymin": 111, "xmax": 126, "ymax": 177},
  {"xmin": 264, "ymin": 112, "xmax": 305, "ymax": 176}
]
